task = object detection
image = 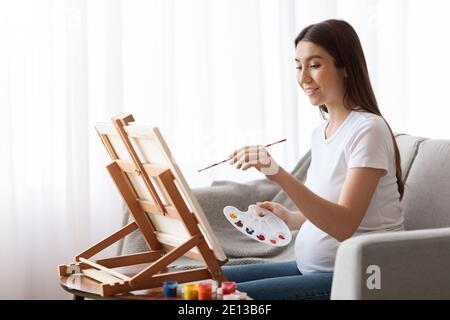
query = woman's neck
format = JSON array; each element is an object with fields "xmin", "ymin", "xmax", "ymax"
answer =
[{"xmin": 326, "ymin": 105, "xmax": 352, "ymax": 130}]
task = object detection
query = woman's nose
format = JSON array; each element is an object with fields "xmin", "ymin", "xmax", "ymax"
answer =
[{"xmin": 299, "ymin": 70, "xmax": 312, "ymax": 85}]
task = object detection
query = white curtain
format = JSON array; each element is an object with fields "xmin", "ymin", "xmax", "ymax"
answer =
[{"xmin": 1, "ymin": 0, "xmax": 449, "ymax": 299}]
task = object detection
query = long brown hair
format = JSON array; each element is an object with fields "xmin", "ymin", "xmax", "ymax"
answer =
[{"xmin": 295, "ymin": 19, "xmax": 404, "ymax": 198}]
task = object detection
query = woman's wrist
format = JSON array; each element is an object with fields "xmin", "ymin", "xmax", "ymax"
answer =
[{"xmin": 265, "ymin": 165, "xmax": 287, "ymax": 183}]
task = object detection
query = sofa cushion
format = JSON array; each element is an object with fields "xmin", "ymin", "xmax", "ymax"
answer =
[
  {"xmin": 401, "ymin": 139, "xmax": 450, "ymax": 230},
  {"xmin": 394, "ymin": 134, "xmax": 427, "ymax": 182}
]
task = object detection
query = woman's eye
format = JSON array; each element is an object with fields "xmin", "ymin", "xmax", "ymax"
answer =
[{"xmin": 296, "ymin": 64, "xmax": 320, "ymax": 70}]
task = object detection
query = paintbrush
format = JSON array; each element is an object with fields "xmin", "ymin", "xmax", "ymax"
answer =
[{"xmin": 197, "ymin": 138, "xmax": 287, "ymax": 172}]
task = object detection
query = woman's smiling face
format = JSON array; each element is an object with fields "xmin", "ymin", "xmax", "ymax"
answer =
[{"xmin": 295, "ymin": 40, "xmax": 347, "ymax": 108}]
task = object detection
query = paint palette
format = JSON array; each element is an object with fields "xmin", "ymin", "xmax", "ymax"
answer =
[{"xmin": 223, "ymin": 204, "xmax": 292, "ymax": 247}]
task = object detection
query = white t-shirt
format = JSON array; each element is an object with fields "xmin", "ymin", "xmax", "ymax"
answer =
[{"xmin": 295, "ymin": 110, "xmax": 404, "ymax": 274}]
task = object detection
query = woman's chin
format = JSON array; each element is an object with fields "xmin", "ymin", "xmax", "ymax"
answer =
[{"xmin": 309, "ymin": 100, "xmax": 323, "ymax": 107}]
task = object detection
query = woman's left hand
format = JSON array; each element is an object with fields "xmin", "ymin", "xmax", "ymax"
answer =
[{"xmin": 228, "ymin": 145, "xmax": 280, "ymax": 176}]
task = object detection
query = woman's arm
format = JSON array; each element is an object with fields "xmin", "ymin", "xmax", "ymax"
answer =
[
  {"xmin": 268, "ymin": 166, "xmax": 384, "ymax": 242},
  {"xmin": 230, "ymin": 145, "xmax": 385, "ymax": 241},
  {"xmin": 289, "ymin": 210, "xmax": 307, "ymax": 230}
]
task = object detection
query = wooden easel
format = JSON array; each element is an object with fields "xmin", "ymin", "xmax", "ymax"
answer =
[{"xmin": 58, "ymin": 114, "xmax": 227, "ymax": 297}]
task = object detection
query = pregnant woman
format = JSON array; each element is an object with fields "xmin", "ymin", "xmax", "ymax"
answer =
[{"xmin": 222, "ymin": 19, "xmax": 404, "ymax": 300}]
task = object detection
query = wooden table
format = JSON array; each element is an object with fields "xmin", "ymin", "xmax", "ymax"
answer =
[
  {"xmin": 59, "ymin": 274, "xmax": 236, "ymax": 300},
  {"xmin": 60, "ymin": 274, "xmax": 173, "ymax": 300}
]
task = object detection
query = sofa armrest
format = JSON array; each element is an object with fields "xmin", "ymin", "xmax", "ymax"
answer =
[{"xmin": 331, "ymin": 227, "xmax": 450, "ymax": 300}]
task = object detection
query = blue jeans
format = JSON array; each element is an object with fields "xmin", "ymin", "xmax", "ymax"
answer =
[{"xmin": 222, "ymin": 260, "xmax": 333, "ymax": 300}]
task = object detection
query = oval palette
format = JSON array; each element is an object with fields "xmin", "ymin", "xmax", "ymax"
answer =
[{"xmin": 223, "ymin": 204, "xmax": 292, "ymax": 247}]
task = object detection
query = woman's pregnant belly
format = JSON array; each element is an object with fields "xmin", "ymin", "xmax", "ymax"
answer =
[{"xmin": 295, "ymin": 220, "xmax": 341, "ymax": 273}]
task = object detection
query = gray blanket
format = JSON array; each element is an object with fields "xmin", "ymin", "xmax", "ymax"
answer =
[{"xmin": 120, "ymin": 151, "xmax": 311, "ymax": 268}]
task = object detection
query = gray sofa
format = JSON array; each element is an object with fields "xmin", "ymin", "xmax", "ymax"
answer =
[{"xmin": 120, "ymin": 134, "xmax": 450, "ymax": 299}]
